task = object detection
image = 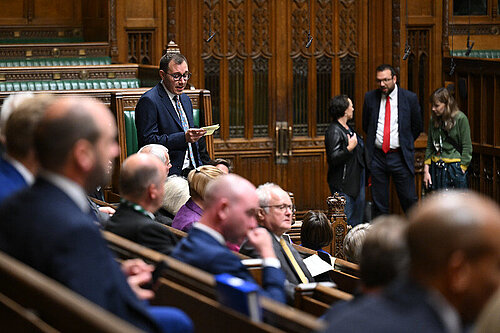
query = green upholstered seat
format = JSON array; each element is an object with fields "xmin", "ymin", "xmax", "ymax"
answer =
[
  {"xmin": 0, "ymin": 57, "xmax": 112, "ymax": 67},
  {"xmin": 124, "ymin": 110, "xmax": 139, "ymax": 156},
  {"xmin": 451, "ymin": 50, "xmax": 500, "ymax": 58}
]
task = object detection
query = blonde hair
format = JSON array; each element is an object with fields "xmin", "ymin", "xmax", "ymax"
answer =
[{"xmin": 187, "ymin": 165, "xmax": 224, "ymax": 200}]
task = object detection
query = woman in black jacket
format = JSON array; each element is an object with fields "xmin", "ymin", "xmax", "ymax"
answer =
[{"xmin": 325, "ymin": 95, "xmax": 366, "ymax": 226}]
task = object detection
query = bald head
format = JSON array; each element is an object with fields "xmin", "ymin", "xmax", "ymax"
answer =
[
  {"xmin": 408, "ymin": 190, "xmax": 500, "ymax": 323},
  {"xmin": 34, "ymin": 97, "xmax": 118, "ymax": 191},
  {"xmin": 202, "ymin": 174, "xmax": 259, "ymax": 244},
  {"xmin": 120, "ymin": 153, "xmax": 166, "ymax": 211}
]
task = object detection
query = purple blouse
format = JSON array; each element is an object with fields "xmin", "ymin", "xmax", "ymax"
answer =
[{"xmin": 171, "ymin": 198, "xmax": 203, "ymax": 232}]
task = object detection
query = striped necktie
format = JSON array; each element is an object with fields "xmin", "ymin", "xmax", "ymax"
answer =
[{"xmin": 173, "ymin": 95, "xmax": 197, "ymax": 167}]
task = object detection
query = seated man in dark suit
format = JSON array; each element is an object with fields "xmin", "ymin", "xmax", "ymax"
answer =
[
  {"xmin": 240, "ymin": 183, "xmax": 315, "ymax": 302},
  {"xmin": 322, "ymin": 191, "xmax": 500, "ymax": 333},
  {"xmin": 105, "ymin": 153, "xmax": 177, "ymax": 255},
  {"xmin": 171, "ymin": 174, "xmax": 287, "ymax": 303},
  {"xmin": 0, "ymin": 96, "xmax": 192, "ymax": 333}
]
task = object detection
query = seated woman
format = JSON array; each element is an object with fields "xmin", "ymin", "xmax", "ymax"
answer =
[
  {"xmin": 171, "ymin": 165, "xmax": 223, "ymax": 232},
  {"xmin": 300, "ymin": 210, "xmax": 333, "ymax": 264}
]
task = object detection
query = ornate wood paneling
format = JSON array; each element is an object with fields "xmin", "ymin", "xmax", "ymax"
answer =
[{"xmin": 443, "ymin": 57, "xmax": 500, "ymax": 203}]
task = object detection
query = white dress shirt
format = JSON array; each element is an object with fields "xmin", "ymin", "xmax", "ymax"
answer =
[{"xmin": 375, "ymin": 85, "xmax": 400, "ymax": 149}]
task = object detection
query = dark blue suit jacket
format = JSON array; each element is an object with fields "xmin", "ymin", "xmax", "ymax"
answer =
[
  {"xmin": 135, "ymin": 83, "xmax": 202, "ymax": 175},
  {"xmin": 0, "ymin": 155, "xmax": 27, "ymax": 205},
  {"xmin": 171, "ymin": 227, "xmax": 287, "ymax": 303},
  {"xmin": 362, "ymin": 87, "xmax": 423, "ymax": 173},
  {"xmin": 322, "ymin": 278, "xmax": 450, "ymax": 333},
  {"xmin": 0, "ymin": 178, "xmax": 160, "ymax": 332}
]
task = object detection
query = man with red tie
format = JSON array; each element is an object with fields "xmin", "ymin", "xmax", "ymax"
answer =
[{"xmin": 362, "ymin": 64, "xmax": 423, "ymax": 216}]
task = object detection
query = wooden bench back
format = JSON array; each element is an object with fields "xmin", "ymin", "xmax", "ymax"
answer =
[
  {"xmin": 0, "ymin": 251, "xmax": 141, "ymax": 333},
  {"xmin": 102, "ymin": 231, "xmax": 324, "ymax": 333}
]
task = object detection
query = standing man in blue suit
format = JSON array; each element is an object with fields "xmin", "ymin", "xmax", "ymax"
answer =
[
  {"xmin": 0, "ymin": 96, "xmax": 192, "ymax": 333},
  {"xmin": 135, "ymin": 53, "xmax": 207, "ymax": 176},
  {"xmin": 171, "ymin": 174, "xmax": 287, "ymax": 303},
  {"xmin": 362, "ymin": 64, "xmax": 423, "ymax": 216},
  {"xmin": 0, "ymin": 94, "xmax": 54, "ymax": 205}
]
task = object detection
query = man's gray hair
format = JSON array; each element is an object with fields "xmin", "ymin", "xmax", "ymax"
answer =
[
  {"xmin": 138, "ymin": 144, "xmax": 169, "ymax": 164},
  {"xmin": 256, "ymin": 182, "xmax": 283, "ymax": 213},
  {"xmin": 162, "ymin": 175, "xmax": 189, "ymax": 215},
  {"xmin": 343, "ymin": 223, "xmax": 372, "ymax": 264}
]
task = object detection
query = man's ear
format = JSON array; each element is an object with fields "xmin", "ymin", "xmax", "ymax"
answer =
[
  {"xmin": 447, "ymin": 250, "xmax": 472, "ymax": 294},
  {"xmin": 73, "ymin": 139, "xmax": 95, "ymax": 173},
  {"xmin": 256, "ymin": 207, "xmax": 266, "ymax": 221},
  {"xmin": 147, "ymin": 183, "xmax": 157, "ymax": 200},
  {"xmin": 216, "ymin": 199, "xmax": 229, "ymax": 221}
]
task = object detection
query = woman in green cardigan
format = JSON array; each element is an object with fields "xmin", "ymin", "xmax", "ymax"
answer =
[{"xmin": 423, "ymin": 87, "xmax": 472, "ymax": 190}]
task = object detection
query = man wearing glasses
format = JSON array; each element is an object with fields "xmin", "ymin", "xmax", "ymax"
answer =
[
  {"xmin": 135, "ymin": 53, "xmax": 208, "ymax": 176},
  {"xmin": 240, "ymin": 183, "xmax": 314, "ymax": 303},
  {"xmin": 362, "ymin": 64, "xmax": 422, "ymax": 217}
]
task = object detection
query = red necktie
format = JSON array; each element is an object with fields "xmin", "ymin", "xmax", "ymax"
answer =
[{"xmin": 382, "ymin": 96, "xmax": 391, "ymax": 153}]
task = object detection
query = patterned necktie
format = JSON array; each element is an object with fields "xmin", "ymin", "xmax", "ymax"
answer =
[
  {"xmin": 382, "ymin": 96, "xmax": 391, "ymax": 153},
  {"xmin": 279, "ymin": 237, "xmax": 309, "ymax": 284},
  {"xmin": 173, "ymin": 95, "xmax": 197, "ymax": 167}
]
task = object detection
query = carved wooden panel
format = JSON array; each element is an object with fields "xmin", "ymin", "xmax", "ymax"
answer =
[{"xmin": 127, "ymin": 30, "xmax": 153, "ymax": 64}]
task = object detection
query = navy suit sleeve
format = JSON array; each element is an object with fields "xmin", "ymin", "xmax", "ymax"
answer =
[
  {"xmin": 135, "ymin": 94, "xmax": 187, "ymax": 150},
  {"xmin": 362, "ymin": 93, "xmax": 371, "ymax": 134},
  {"xmin": 51, "ymin": 223, "xmax": 130, "ymax": 309},
  {"xmin": 408, "ymin": 92, "xmax": 423, "ymax": 141}
]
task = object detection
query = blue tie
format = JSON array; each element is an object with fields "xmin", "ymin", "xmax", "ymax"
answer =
[{"xmin": 174, "ymin": 95, "xmax": 197, "ymax": 168}]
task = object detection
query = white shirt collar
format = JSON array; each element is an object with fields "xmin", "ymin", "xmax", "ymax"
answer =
[
  {"xmin": 161, "ymin": 81, "xmax": 178, "ymax": 103},
  {"xmin": 4, "ymin": 154, "xmax": 34, "ymax": 185},
  {"xmin": 387, "ymin": 84, "xmax": 398, "ymax": 100},
  {"xmin": 40, "ymin": 170, "xmax": 90, "ymax": 213},
  {"xmin": 193, "ymin": 222, "xmax": 226, "ymax": 246}
]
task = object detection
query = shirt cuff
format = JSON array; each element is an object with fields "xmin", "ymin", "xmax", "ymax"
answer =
[
  {"xmin": 460, "ymin": 164, "xmax": 468, "ymax": 172},
  {"xmin": 424, "ymin": 158, "xmax": 431, "ymax": 165},
  {"xmin": 262, "ymin": 258, "xmax": 281, "ymax": 269}
]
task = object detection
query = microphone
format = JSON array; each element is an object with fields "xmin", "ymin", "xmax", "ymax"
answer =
[
  {"xmin": 402, "ymin": 44, "xmax": 411, "ymax": 60},
  {"xmin": 449, "ymin": 58, "xmax": 456, "ymax": 76},
  {"xmin": 305, "ymin": 34, "xmax": 313, "ymax": 48},
  {"xmin": 465, "ymin": 36, "xmax": 474, "ymax": 56},
  {"xmin": 206, "ymin": 31, "xmax": 216, "ymax": 43}
]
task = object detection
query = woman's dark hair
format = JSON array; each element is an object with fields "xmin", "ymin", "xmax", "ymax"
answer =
[
  {"xmin": 328, "ymin": 95, "xmax": 350, "ymax": 120},
  {"xmin": 301, "ymin": 210, "xmax": 333, "ymax": 250}
]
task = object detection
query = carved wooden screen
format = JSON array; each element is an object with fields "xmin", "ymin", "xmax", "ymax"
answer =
[{"xmin": 200, "ymin": 0, "xmax": 362, "ymax": 213}]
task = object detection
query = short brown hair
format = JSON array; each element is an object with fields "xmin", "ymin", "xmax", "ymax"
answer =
[{"xmin": 5, "ymin": 94, "xmax": 55, "ymax": 159}]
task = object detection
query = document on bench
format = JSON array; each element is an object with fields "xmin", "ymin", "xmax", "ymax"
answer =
[{"xmin": 303, "ymin": 254, "xmax": 334, "ymax": 277}]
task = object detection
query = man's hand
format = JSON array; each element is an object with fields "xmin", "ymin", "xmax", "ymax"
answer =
[
  {"xmin": 121, "ymin": 259, "xmax": 155, "ymax": 300},
  {"xmin": 98, "ymin": 206, "xmax": 115, "ymax": 216},
  {"xmin": 246, "ymin": 227, "xmax": 276, "ymax": 259},
  {"xmin": 185, "ymin": 128, "xmax": 207, "ymax": 143}
]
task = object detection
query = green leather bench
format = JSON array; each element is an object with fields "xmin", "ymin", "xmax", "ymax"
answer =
[
  {"xmin": 451, "ymin": 50, "xmax": 500, "ymax": 58},
  {"xmin": 0, "ymin": 57, "xmax": 112, "ymax": 67},
  {"xmin": 0, "ymin": 79, "xmax": 140, "ymax": 92}
]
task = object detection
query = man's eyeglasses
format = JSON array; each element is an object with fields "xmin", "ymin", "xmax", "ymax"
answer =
[
  {"xmin": 376, "ymin": 77, "xmax": 393, "ymax": 84},
  {"xmin": 167, "ymin": 72, "xmax": 192, "ymax": 81},
  {"xmin": 261, "ymin": 204, "xmax": 296, "ymax": 213}
]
